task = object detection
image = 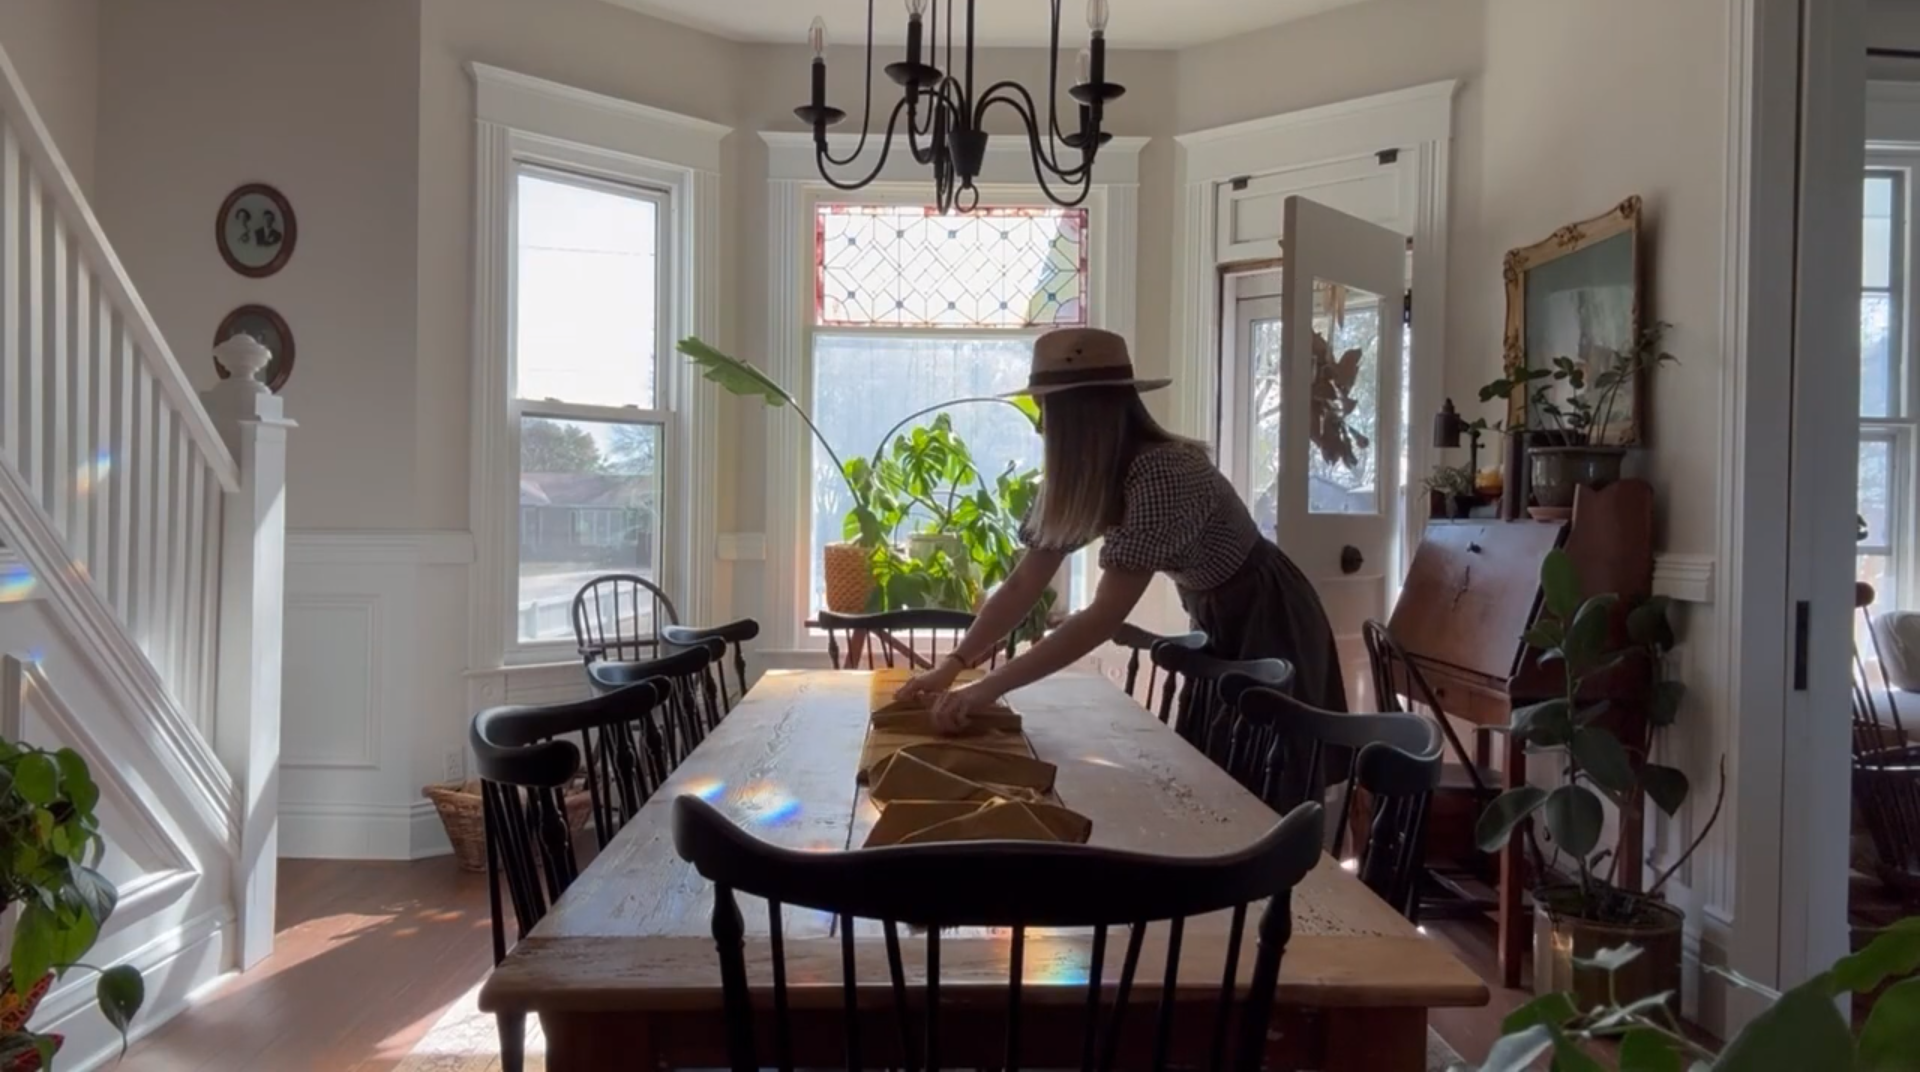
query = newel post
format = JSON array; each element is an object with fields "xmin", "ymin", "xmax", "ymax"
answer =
[{"xmin": 201, "ymin": 336, "xmax": 295, "ymax": 969}]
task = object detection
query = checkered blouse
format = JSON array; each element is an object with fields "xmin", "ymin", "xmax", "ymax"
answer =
[{"xmin": 1026, "ymin": 444, "xmax": 1260, "ymax": 593}]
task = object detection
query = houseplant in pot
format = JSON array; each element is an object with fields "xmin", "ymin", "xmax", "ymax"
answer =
[
  {"xmin": 677, "ymin": 337, "xmax": 1041, "ymax": 614},
  {"xmin": 1, "ymin": 735, "xmax": 146, "ymax": 1070},
  {"xmin": 1478, "ymin": 322, "xmax": 1677, "ymax": 509},
  {"xmin": 1474, "ymin": 548, "xmax": 1722, "ymax": 1010}
]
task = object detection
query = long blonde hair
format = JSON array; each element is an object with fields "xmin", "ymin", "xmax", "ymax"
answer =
[{"xmin": 1026, "ymin": 387, "xmax": 1204, "ymax": 550}]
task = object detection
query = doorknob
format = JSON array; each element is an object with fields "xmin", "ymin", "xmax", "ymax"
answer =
[{"xmin": 1340, "ymin": 545, "xmax": 1363, "ymax": 575}]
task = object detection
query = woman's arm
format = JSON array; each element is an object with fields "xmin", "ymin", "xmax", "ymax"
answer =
[
  {"xmin": 928, "ymin": 568, "xmax": 1153, "ymax": 731},
  {"xmin": 895, "ymin": 547, "xmax": 1064, "ymax": 702}
]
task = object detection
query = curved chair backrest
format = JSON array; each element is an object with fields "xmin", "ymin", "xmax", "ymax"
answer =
[
  {"xmin": 588, "ymin": 644, "xmax": 724, "ymax": 766},
  {"xmin": 1148, "ymin": 642, "xmax": 1292, "ymax": 769},
  {"xmin": 571, "ymin": 573, "xmax": 680, "ymax": 668},
  {"xmin": 1110, "ymin": 624, "xmax": 1207, "ymax": 708},
  {"xmin": 469, "ymin": 712, "xmax": 584, "ymax": 966},
  {"xmin": 817, "ymin": 609, "xmax": 1012, "ymax": 672},
  {"xmin": 672, "ymin": 794, "xmax": 1324, "ymax": 1072},
  {"xmin": 1230, "ymin": 679, "xmax": 1444, "ymax": 920},
  {"xmin": 662, "ymin": 617, "xmax": 760, "ymax": 712}
]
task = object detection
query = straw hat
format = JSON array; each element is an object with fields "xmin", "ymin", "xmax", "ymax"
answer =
[{"xmin": 1005, "ymin": 328, "xmax": 1171, "ymax": 398}]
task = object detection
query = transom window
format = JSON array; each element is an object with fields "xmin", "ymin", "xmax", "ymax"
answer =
[
  {"xmin": 511, "ymin": 167, "xmax": 671, "ymax": 646},
  {"xmin": 807, "ymin": 203, "xmax": 1090, "ymax": 616}
]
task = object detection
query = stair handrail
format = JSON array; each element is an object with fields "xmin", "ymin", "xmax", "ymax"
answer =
[{"xmin": 0, "ymin": 40, "xmax": 239, "ymax": 492}]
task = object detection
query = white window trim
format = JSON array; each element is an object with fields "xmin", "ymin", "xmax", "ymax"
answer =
[
  {"xmin": 1170, "ymin": 81, "xmax": 1456, "ymax": 590},
  {"xmin": 757, "ymin": 131, "xmax": 1147, "ymax": 656},
  {"xmin": 468, "ymin": 64, "xmax": 728, "ymax": 670}
]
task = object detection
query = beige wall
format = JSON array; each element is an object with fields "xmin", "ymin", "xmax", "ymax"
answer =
[
  {"xmin": 94, "ymin": 0, "xmax": 423, "ymax": 531},
  {"xmin": 1871, "ymin": 0, "xmax": 1920, "ymax": 80},
  {"xmin": 0, "ymin": 0, "xmax": 99, "ymax": 192}
]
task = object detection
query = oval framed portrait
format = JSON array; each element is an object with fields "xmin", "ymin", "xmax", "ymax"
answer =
[
  {"xmin": 216, "ymin": 183, "xmax": 297, "ymax": 278},
  {"xmin": 213, "ymin": 305, "xmax": 295, "ymax": 393}
]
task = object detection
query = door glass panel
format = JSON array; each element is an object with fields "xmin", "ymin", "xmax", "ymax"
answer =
[
  {"xmin": 1863, "ymin": 293, "xmax": 1894, "ymax": 419},
  {"xmin": 1308, "ymin": 280, "xmax": 1382, "ymax": 515},
  {"xmin": 1249, "ymin": 317, "xmax": 1282, "ymax": 542}
]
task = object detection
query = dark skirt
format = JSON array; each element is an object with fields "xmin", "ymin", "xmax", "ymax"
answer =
[{"xmin": 1181, "ymin": 538, "xmax": 1348, "ymax": 714}]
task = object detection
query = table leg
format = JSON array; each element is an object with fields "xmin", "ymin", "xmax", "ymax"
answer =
[
  {"xmin": 544, "ymin": 1012, "xmax": 657, "ymax": 1071},
  {"xmin": 1323, "ymin": 1007, "xmax": 1428, "ymax": 1072},
  {"xmin": 1499, "ymin": 731, "xmax": 1527, "ymax": 989}
]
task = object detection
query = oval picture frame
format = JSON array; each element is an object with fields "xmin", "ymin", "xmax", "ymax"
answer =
[
  {"xmin": 213, "ymin": 305, "xmax": 295, "ymax": 393},
  {"xmin": 216, "ymin": 183, "xmax": 297, "ymax": 278}
]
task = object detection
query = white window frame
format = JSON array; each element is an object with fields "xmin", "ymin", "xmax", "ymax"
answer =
[
  {"xmin": 469, "ymin": 65, "xmax": 727, "ymax": 669},
  {"xmin": 1862, "ymin": 153, "xmax": 1920, "ymax": 613},
  {"xmin": 757, "ymin": 132, "xmax": 1147, "ymax": 658}
]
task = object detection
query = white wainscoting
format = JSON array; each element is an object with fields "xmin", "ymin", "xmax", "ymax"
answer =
[{"xmin": 282, "ymin": 530, "xmax": 473, "ymax": 861}]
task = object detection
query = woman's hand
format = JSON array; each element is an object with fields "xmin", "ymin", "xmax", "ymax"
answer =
[
  {"xmin": 930, "ymin": 680, "xmax": 1007, "ymax": 735},
  {"xmin": 895, "ymin": 657, "xmax": 963, "ymax": 706}
]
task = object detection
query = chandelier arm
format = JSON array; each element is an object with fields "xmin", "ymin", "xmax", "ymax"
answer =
[
  {"xmin": 813, "ymin": 96, "xmax": 916, "ymax": 191},
  {"xmin": 1046, "ymin": 0, "xmax": 1072, "ymax": 145},
  {"xmin": 908, "ymin": 77, "xmax": 968, "ymax": 166},
  {"xmin": 975, "ymin": 82, "xmax": 1092, "ymax": 181},
  {"xmin": 821, "ymin": 0, "xmax": 881, "ymax": 168},
  {"xmin": 1003, "ymin": 95, "xmax": 1095, "ymax": 208}
]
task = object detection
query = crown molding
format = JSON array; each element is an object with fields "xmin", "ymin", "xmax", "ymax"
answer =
[{"xmin": 470, "ymin": 63, "xmax": 731, "ymax": 172}]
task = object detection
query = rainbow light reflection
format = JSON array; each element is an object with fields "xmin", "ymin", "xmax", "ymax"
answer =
[
  {"xmin": 681, "ymin": 776, "xmax": 726, "ymax": 802},
  {"xmin": 731, "ymin": 780, "xmax": 801, "ymax": 826},
  {"xmin": 0, "ymin": 563, "xmax": 36, "ymax": 604},
  {"xmin": 74, "ymin": 448, "xmax": 113, "ymax": 495}
]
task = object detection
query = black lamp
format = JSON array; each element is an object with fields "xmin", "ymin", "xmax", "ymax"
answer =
[{"xmin": 1432, "ymin": 398, "xmax": 1479, "ymax": 478}]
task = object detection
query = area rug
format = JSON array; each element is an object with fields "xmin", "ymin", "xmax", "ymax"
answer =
[{"xmin": 398, "ymin": 982, "xmax": 1465, "ymax": 1072}]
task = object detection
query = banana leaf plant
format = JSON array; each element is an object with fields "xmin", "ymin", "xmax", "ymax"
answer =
[
  {"xmin": 1473, "ymin": 549, "xmax": 1723, "ymax": 924},
  {"xmin": 2, "ymin": 736, "xmax": 146, "ymax": 1069}
]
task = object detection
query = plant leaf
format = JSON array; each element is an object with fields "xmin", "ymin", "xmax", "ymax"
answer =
[
  {"xmin": 1512, "ymin": 699, "xmax": 1574, "ymax": 747},
  {"xmin": 1650, "ymin": 680, "xmax": 1687, "ymax": 728},
  {"xmin": 1541, "ymin": 549, "xmax": 1581, "ymax": 620},
  {"xmin": 1476, "ymin": 786, "xmax": 1548, "ymax": 853},
  {"xmin": 1574, "ymin": 943, "xmax": 1644, "ymax": 973},
  {"xmin": 97, "ymin": 963, "xmax": 145, "ymax": 1045},
  {"xmin": 1501, "ymin": 991, "xmax": 1580, "ymax": 1034},
  {"xmin": 1526, "ymin": 622, "xmax": 1566, "ymax": 652},
  {"xmin": 675, "ymin": 337, "xmax": 791, "ymax": 408},
  {"xmin": 1565, "ymin": 594, "xmax": 1621, "ymax": 673},
  {"xmin": 1548, "ymin": 1032, "xmax": 1609, "ymax": 1072},
  {"xmin": 1627, "ymin": 596, "xmax": 1676, "ymax": 649},
  {"xmin": 11, "ymin": 901, "xmax": 56, "ymax": 990},
  {"xmin": 15, "ymin": 752, "xmax": 58, "ymax": 806},
  {"xmin": 1857, "ymin": 975, "xmax": 1920, "ymax": 1072},
  {"xmin": 1641, "ymin": 764, "xmax": 1690, "ymax": 817},
  {"xmin": 1571, "ymin": 726, "xmax": 1636, "ymax": 796},
  {"xmin": 1618, "ymin": 1027, "xmax": 1684, "ymax": 1072},
  {"xmin": 1835, "ymin": 917, "xmax": 1920, "ymax": 994},
  {"xmin": 1544, "ymin": 784, "xmax": 1605, "ymax": 858},
  {"xmin": 1713, "ymin": 973, "xmax": 1852, "ymax": 1072},
  {"xmin": 1475, "ymin": 1023, "xmax": 1554, "ymax": 1072}
]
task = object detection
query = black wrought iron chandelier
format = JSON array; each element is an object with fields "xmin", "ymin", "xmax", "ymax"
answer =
[{"xmin": 796, "ymin": 0, "xmax": 1124, "ymax": 214}]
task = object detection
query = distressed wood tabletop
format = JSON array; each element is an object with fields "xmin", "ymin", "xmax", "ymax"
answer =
[{"xmin": 480, "ymin": 669, "xmax": 1487, "ymax": 1026}]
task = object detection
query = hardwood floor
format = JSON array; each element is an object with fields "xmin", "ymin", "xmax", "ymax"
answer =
[{"xmin": 125, "ymin": 857, "xmax": 1526, "ymax": 1071}]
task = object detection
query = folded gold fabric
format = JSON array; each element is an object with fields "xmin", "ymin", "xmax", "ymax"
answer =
[
  {"xmin": 867, "ymin": 667, "xmax": 1017, "ymax": 717},
  {"xmin": 865, "ymin": 799, "xmax": 1095, "ymax": 847},
  {"xmin": 883, "ymin": 743, "xmax": 1056, "ymax": 792}
]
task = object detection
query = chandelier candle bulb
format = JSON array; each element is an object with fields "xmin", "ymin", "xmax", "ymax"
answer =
[
  {"xmin": 1087, "ymin": 0, "xmax": 1110, "ymax": 32},
  {"xmin": 808, "ymin": 15, "xmax": 828, "ymax": 58}
]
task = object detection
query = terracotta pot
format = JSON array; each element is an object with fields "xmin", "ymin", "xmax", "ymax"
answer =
[
  {"xmin": 1529, "ymin": 445, "xmax": 1627, "ymax": 509},
  {"xmin": 1534, "ymin": 885, "xmax": 1685, "ymax": 1010},
  {"xmin": 822, "ymin": 542, "xmax": 874, "ymax": 612}
]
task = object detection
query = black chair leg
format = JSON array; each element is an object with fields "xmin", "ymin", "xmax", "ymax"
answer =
[{"xmin": 497, "ymin": 1011, "xmax": 526, "ymax": 1072}]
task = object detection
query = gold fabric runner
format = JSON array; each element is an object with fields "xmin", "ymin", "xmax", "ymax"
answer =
[{"xmin": 860, "ymin": 670, "xmax": 1092, "ymax": 848}]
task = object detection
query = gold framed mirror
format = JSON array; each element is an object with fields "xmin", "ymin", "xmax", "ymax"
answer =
[{"xmin": 1502, "ymin": 196, "xmax": 1645, "ymax": 444}]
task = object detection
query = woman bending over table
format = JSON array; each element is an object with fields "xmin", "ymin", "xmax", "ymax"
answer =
[{"xmin": 897, "ymin": 327, "xmax": 1346, "ymax": 733}]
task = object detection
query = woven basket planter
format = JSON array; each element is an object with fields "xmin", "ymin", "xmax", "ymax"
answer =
[
  {"xmin": 424, "ymin": 779, "xmax": 592, "ymax": 872},
  {"xmin": 823, "ymin": 541, "xmax": 874, "ymax": 612}
]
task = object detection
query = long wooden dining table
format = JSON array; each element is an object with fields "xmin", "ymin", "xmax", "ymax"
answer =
[{"xmin": 480, "ymin": 669, "xmax": 1489, "ymax": 1070}]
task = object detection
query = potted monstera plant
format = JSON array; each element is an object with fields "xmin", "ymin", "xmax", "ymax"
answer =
[
  {"xmin": 1, "ymin": 736, "xmax": 145, "ymax": 1070},
  {"xmin": 1475, "ymin": 549, "xmax": 1722, "ymax": 1011},
  {"xmin": 678, "ymin": 337, "xmax": 1042, "ymax": 615}
]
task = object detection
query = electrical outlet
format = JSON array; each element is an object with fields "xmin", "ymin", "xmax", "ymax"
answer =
[{"xmin": 443, "ymin": 747, "xmax": 465, "ymax": 784}]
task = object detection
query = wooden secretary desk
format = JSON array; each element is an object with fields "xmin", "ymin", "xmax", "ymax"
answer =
[{"xmin": 1386, "ymin": 480, "xmax": 1656, "ymax": 987}]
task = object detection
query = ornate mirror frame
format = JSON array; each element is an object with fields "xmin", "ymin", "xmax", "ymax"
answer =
[{"xmin": 1502, "ymin": 196, "xmax": 1645, "ymax": 444}]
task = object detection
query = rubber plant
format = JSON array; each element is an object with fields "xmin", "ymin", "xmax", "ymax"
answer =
[
  {"xmin": 1457, "ymin": 916, "xmax": 1920, "ymax": 1071},
  {"xmin": 1, "ymin": 736, "xmax": 145, "ymax": 1070},
  {"xmin": 1474, "ymin": 548, "xmax": 1724, "ymax": 924}
]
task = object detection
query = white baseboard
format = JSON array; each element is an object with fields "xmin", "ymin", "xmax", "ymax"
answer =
[
  {"xmin": 281, "ymin": 800, "xmax": 419, "ymax": 860},
  {"xmin": 37, "ymin": 908, "xmax": 232, "ymax": 1072}
]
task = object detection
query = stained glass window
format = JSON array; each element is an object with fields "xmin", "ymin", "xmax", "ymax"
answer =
[{"xmin": 815, "ymin": 204, "xmax": 1088, "ymax": 328}]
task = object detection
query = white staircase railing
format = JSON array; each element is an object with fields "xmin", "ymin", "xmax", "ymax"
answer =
[{"xmin": 0, "ymin": 45, "xmax": 239, "ymax": 737}]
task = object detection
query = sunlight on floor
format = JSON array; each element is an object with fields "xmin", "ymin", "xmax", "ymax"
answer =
[{"xmin": 391, "ymin": 982, "xmax": 547, "ymax": 1072}]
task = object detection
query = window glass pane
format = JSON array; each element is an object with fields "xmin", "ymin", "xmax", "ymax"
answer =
[
  {"xmin": 1863, "ymin": 293, "xmax": 1894, "ymax": 419},
  {"xmin": 816, "ymin": 205, "xmax": 1087, "ymax": 328},
  {"xmin": 1247, "ymin": 317, "xmax": 1281, "ymax": 542},
  {"xmin": 515, "ymin": 171, "xmax": 658, "ymax": 408},
  {"xmin": 1308, "ymin": 281, "xmax": 1385, "ymax": 515},
  {"xmin": 1859, "ymin": 437, "xmax": 1894, "ymax": 547},
  {"xmin": 1864, "ymin": 174, "xmax": 1896, "ymax": 289},
  {"xmin": 518, "ymin": 417, "xmax": 661, "ymax": 643},
  {"xmin": 809, "ymin": 335, "xmax": 1041, "ymax": 613}
]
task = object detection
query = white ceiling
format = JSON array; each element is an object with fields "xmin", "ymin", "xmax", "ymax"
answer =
[{"xmin": 605, "ymin": 0, "xmax": 1376, "ymax": 49}]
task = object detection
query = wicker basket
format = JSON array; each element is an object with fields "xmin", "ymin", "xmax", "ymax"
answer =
[
  {"xmin": 823, "ymin": 541, "xmax": 874, "ymax": 612},
  {"xmin": 424, "ymin": 779, "xmax": 593, "ymax": 873}
]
